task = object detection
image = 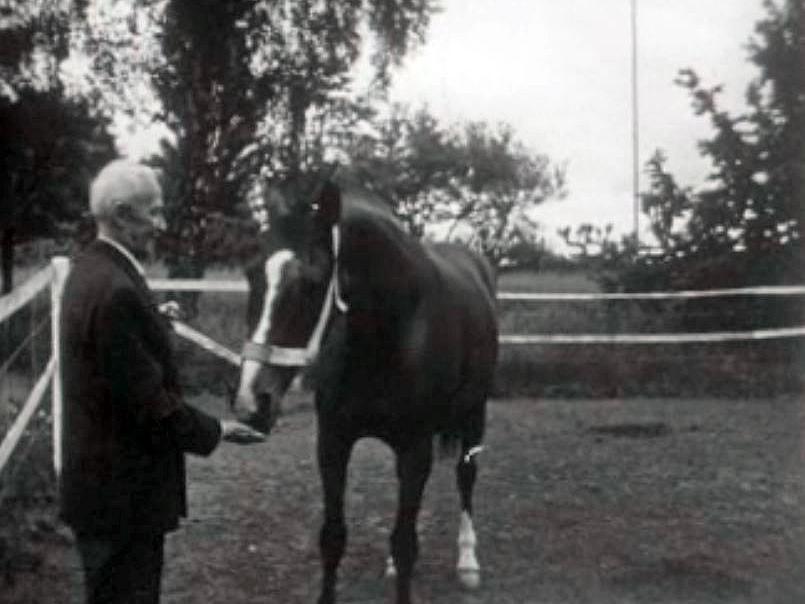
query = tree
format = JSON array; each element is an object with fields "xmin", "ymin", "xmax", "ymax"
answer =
[
  {"xmin": 0, "ymin": 0, "xmax": 79, "ymax": 94},
  {"xmin": 343, "ymin": 104, "xmax": 566, "ymax": 269},
  {"xmin": 0, "ymin": 0, "xmax": 115, "ymax": 293},
  {"xmin": 454, "ymin": 121, "xmax": 565, "ymax": 268},
  {"xmin": 81, "ymin": 0, "xmax": 437, "ymax": 282},
  {"xmin": 0, "ymin": 88, "xmax": 116, "ymax": 293},
  {"xmin": 558, "ymin": 224, "xmax": 619, "ymax": 260},
  {"xmin": 637, "ymin": 0, "xmax": 802, "ymax": 289},
  {"xmin": 343, "ymin": 103, "xmax": 464, "ymax": 235}
]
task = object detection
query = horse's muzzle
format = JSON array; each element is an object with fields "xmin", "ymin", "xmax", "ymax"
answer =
[
  {"xmin": 244, "ymin": 392, "xmax": 277, "ymax": 434},
  {"xmin": 229, "ymin": 381, "xmax": 278, "ymax": 434}
]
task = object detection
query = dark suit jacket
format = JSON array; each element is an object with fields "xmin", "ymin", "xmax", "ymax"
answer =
[{"xmin": 59, "ymin": 239, "xmax": 222, "ymax": 536}]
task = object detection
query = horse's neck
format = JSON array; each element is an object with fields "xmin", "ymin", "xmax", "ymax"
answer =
[{"xmin": 340, "ymin": 210, "xmax": 429, "ymax": 318}]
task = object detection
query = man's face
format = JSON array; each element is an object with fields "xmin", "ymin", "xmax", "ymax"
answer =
[{"xmin": 115, "ymin": 192, "xmax": 166, "ymax": 259}]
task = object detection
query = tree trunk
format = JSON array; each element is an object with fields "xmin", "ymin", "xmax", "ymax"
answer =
[{"xmin": 1, "ymin": 227, "xmax": 14, "ymax": 294}]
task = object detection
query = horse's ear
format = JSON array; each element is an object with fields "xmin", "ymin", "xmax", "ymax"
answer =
[{"xmin": 314, "ymin": 180, "xmax": 341, "ymax": 227}]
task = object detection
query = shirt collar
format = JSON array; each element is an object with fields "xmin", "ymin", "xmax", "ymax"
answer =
[{"xmin": 97, "ymin": 234, "xmax": 146, "ymax": 277}]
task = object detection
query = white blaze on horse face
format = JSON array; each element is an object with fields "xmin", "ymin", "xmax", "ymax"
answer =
[
  {"xmin": 252, "ymin": 249, "xmax": 296, "ymax": 344},
  {"xmin": 237, "ymin": 249, "xmax": 296, "ymax": 400}
]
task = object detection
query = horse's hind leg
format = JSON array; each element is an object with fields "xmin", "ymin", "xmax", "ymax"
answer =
[
  {"xmin": 390, "ymin": 435, "xmax": 433, "ymax": 604},
  {"xmin": 456, "ymin": 447, "xmax": 481, "ymax": 589},
  {"xmin": 317, "ymin": 425, "xmax": 354, "ymax": 604},
  {"xmin": 456, "ymin": 402, "xmax": 485, "ymax": 589}
]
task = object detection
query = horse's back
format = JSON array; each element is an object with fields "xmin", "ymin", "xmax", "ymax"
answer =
[
  {"xmin": 423, "ymin": 243, "xmax": 498, "ymax": 383},
  {"xmin": 425, "ymin": 242, "xmax": 498, "ymax": 348},
  {"xmin": 426, "ymin": 242, "xmax": 496, "ymax": 308}
]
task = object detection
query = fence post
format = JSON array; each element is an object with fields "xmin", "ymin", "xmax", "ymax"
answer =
[{"xmin": 51, "ymin": 256, "xmax": 69, "ymax": 477}]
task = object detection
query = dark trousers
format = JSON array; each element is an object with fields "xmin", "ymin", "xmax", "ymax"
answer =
[{"xmin": 75, "ymin": 531, "xmax": 166, "ymax": 604}]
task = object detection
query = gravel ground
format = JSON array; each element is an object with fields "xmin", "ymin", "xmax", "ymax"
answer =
[{"xmin": 5, "ymin": 393, "xmax": 804, "ymax": 603}]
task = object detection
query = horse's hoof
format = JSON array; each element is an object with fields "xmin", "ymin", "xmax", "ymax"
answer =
[
  {"xmin": 458, "ymin": 567, "xmax": 481, "ymax": 590},
  {"xmin": 317, "ymin": 589, "xmax": 335, "ymax": 604},
  {"xmin": 385, "ymin": 555, "xmax": 397, "ymax": 579}
]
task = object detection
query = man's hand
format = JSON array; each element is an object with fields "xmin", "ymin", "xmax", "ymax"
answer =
[
  {"xmin": 220, "ymin": 419, "xmax": 267, "ymax": 444},
  {"xmin": 158, "ymin": 300, "xmax": 183, "ymax": 321}
]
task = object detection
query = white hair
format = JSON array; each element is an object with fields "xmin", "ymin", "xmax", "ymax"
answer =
[{"xmin": 89, "ymin": 159, "xmax": 161, "ymax": 219}]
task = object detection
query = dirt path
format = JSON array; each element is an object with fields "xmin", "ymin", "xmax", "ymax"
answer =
[{"xmin": 7, "ymin": 394, "xmax": 805, "ymax": 603}]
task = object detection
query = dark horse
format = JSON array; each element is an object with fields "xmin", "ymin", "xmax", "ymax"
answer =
[{"xmin": 233, "ymin": 176, "xmax": 498, "ymax": 604}]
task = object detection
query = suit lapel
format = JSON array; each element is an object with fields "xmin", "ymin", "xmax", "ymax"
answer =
[
  {"xmin": 88, "ymin": 240, "xmax": 179, "ymax": 386},
  {"xmin": 91, "ymin": 240, "xmax": 153, "ymax": 300}
]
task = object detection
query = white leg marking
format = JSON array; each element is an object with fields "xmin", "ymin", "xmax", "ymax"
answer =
[
  {"xmin": 463, "ymin": 445, "xmax": 484, "ymax": 464},
  {"xmin": 457, "ymin": 510, "xmax": 481, "ymax": 589},
  {"xmin": 385, "ymin": 554, "xmax": 397, "ymax": 579}
]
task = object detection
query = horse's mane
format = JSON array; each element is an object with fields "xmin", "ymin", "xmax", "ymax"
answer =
[
  {"xmin": 331, "ymin": 171, "xmax": 397, "ymax": 222},
  {"xmin": 339, "ymin": 180, "xmax": 428, "ymax": 261}
]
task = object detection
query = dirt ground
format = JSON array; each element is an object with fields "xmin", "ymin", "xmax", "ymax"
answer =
[{"xmin": 5, "ymin": 393, "xmax": 805, "ymax": 603}]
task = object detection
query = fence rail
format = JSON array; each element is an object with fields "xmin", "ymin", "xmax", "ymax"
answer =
[
  {"xmin": 149, "ymin": 278, "xmax": 248, "ymax": 293},
  {"xmin": 0, "ymin": 265, "xmax": 53, "ymax": 324},
  {"xmin": 0, "ymin": 259, "xmax": 67, "ymax": 476},
  {"xmin": 148, "ymin": 277, "xmax": 805, "ymax": 347},
  {"xmin": 0, "ymin": 358, "xmax": 54, "ymax": 474},
  {"xmin": 150, "ymin": 279, "xmax": 805, "ymax": 300},
  {"xmin": 498, "ymin": 285, "xmax": 805, "ymax": 301},
  {"xmin": 500, "ymin": 326, "xmax": 805, "ymax": 345}
]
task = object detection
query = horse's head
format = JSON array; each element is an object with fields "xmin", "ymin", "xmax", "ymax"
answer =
[{"xmin": 233, "ymin": 178, "xmax": 343, "ymax": 431}]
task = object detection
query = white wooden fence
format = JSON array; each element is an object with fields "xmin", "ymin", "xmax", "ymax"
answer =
[
  {"xmin": 0, "ymin": 258, "xmax": 68, "ymax": 477},
  {"xmin": 1, "ymin": 256, "xmax": 805, "ymax": 478}
]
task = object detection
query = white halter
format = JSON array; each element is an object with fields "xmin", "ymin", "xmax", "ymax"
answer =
[{"xmin": 241, "ymin": 225, "xmax": 347, "ymax": 367}]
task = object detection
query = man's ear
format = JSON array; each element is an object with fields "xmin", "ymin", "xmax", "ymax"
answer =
[
  {"xmin": 109, "ymin": 200, "xmax": 132, "ymax": 228},
  {"xmin": 314, "ymin": 180, "xmax": 341, "ymax": 227}
]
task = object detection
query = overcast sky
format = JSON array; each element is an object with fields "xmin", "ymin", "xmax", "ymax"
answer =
[
  {"xmin": 117, "ymin": 0, "xmax": 768, "ymax": 246},
  {"xmin": 383, "ymin": 0, "xmax": 768, "ymax": 242}
]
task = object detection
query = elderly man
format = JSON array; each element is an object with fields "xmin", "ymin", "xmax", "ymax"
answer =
[{"xmin": 59, "ymin": 159, "xmax": 264, "ymax": 604}]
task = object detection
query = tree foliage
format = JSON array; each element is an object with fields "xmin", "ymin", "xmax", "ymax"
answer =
[
  {"xmin": 343, "ymin": 104, "xmax": 566, "ymax": 269},
  {"xmin": 0, "ymin": 88, "xmax": 116, "ymax": 293},
  {"xmin": 81, "ymin": 0, "xmax": 437, "ymax": 279},
  {"xmin": 340, "ymin": 104, "xmax": 462, "ymax": 233},
  {"xmin": 456, "ymin": 121, "xmax": 566, "ymax": 268},
  {"xmin": 636, "ymin": 0, "xmax": 803, "ymax": 289},
  {"xmin": 0, "ymin": 0, "xmax": 83, "ymax": 95},
  {"xmin": 0, "ymin": 0, "xmax": 115, "ymax": 293}
]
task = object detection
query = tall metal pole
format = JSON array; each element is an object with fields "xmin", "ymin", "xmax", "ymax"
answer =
[{"xmin": 631, "ymin": 0, "xmax": 640, "ymax": 247}]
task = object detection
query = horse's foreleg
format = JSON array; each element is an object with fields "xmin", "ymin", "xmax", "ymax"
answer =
[
  {"xmin": 456, "ymin": 444, "xmax": 482, "ymax": 589},
  {"xmin": 390, "ymin": 436, "xmax": 433, "ymax": 604},
  {"xmin": 317, "ymin": 426, "xmax": 353, "ymax": 604}
]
